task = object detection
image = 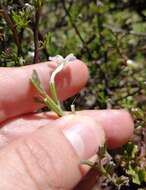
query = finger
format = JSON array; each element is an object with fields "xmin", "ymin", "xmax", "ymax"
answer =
[
  {"xmin": 78, "ymin": 109, "xmax": 134, "ymax": 148},
  {"xmin": 0, "ymin": 115, "xmax": 105, "ymax": 189},
  {"xmin": 0, "ymin": 60, "xmax": 88, "ymax": 123},
  {"xmin": 0, "ymin": 110, "xmax": 134, "ymax": 149}
]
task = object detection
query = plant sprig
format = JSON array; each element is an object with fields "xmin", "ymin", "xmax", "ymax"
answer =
[{"xmin": 30, "ymin": 54, "xmax": 76, "ymax": 116}]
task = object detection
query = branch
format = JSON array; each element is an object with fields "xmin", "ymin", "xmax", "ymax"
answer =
[
  {"xmin": 0, "ymin": 4, "xmax": 21, "ymax": 54},
  {"xmin": 112, "ymin": 34, "xmax": 128, "ymax": 63},
  {"xmin": 96, "ymin": 13, "xmax": 110, "ymax": 97},
  {"xmin": 61, "ymin": 0, "xmax": 91, "ymax": 58},
  {"xmin": 103, "ymin": 24, "xmax": 146, "ymax": 37},
  {"xmin": 33, "ymin": 5, "xmax": 41, "ymax": 63},
  {"xmin": 115, "ymin": 87, "xmax": 142, "ymax": 103},
  {"xmin": 61, "ymin": 1, "xmax": 85, "ymax": 44}
]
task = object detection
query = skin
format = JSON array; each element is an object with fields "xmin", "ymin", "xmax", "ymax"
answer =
[{"xmin": 0, "ymin": 60, "xmax": 134, "ymax": 189}]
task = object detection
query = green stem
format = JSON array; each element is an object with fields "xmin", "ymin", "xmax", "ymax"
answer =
[
  {"xmin": 44, "ymin": 95, "xmax": 64, "ymax": 117},
  {"xmin": 49, "ymin": 82, "xmax": 60, "ymax": 105}
]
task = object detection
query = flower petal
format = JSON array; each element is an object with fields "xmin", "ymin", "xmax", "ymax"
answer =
[
  {"xmin": 49, "ymin": 55, "xmax": 64, "ymax": 63},
  {"xmin": 50, "ymin": 63, "xmax": 64, "ymax": 83},
  {"xmin": 49, "ymin": 54, "xmax": 77, "ymax": 84},
  {"xmin": 65, "ymin": 53, "xmax": 77, "ymax": 62}
]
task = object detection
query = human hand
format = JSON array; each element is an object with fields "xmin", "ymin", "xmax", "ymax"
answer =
[{"xmin": 0, "ymin": 60, "xmax": 134, "ymax": 189}]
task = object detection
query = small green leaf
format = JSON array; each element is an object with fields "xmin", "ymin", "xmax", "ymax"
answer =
[
  {"xmin": 31, "ymin": 70, "xmax": 47, "ymax": 97},
  {"xmin": 80, "ymin": 160, "xmax": 94, "ymax": 167},
  {"xmin": 123, "ymin": 142, "xmax": 138, "ymax": 159}
]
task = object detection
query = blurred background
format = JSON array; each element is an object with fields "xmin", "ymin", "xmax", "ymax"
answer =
[{"xmin": 0, "ymin": 0, "xmax": 146, "ymax": 189}]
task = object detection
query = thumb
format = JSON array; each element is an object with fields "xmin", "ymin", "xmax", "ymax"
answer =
[{"xmin": 0, "ymin": 115, "xmax": 105, "ymax": 190}]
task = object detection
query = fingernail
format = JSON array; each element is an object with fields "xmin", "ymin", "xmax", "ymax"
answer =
[{"xmin": 63, "ymin": 115, "xmax": 105, "ymax": 159}]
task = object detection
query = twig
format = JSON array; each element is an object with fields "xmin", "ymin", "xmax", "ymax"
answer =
[
  {"xmin": 77, "ymin": 34, "xmax": 96, "ymax": 57},
  {"xmin": 96, "ymin": 13, "xmax": 110, "ymax": 97},
  {"xmin": 61, "ymin": 0, "xmax": 85, "ymax": 44},
  {"xmin": 55, "ymin": 0, "xmax": 73, "ymax": 28},
  {"xmin": 115, "ymin": 87, "xmax": 142, "ymax": 103},
  {"xmin": 0, "ymin": 4, "xmax": 21, "ymax": 55},
  {"xmin": 61, "ymin": 0, "xmax": 91, "ymax": 58},
  {"xmin": 113, "ymin": 34, "xmax": 128, "ymax": 63},
  {"xmin": 104, "ymin": 24, "xmax": 146, "ymax": 37},
  {"xmin": 33, "ymin": 5, "xmax": 41, "ymax": 63}
]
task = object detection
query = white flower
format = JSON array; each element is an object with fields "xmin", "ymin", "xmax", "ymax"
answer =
[
  {"xmin": 127, "ymin": 59, "xmax": 135, "ymax": 65},
  {"xmin": 28, "ymin": 51, "xmax": 35, "ymax": 57},
  {"xmin": 127, "ymin": 59, "xmax": 138, "ymax": 69},
  {"xmin": 49, "ymin": 55, "xmax": 64, "ymax": 63},
  {"xmin": 25, "ymin": 3, "xmax": 34, "ymax": 11},
  {"xmin": 49, "ymin": 53, "xmax": 76, "ymax": 64},
  {"xmin": 19, "ymin": 57, "xmax": 25, "ymax": 66},
  {"xmin": 49, "ymin": 54, "xmax": 76, "ymax": 83}
]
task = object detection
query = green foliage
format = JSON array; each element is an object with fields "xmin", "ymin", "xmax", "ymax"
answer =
[
  {"xmin": 12, "ymin": 9, "xmax": 30, "ymax": 30},
  {"xmin": 0, "ymin": 0, "xmax": 146, "ymax": 189},
  {"xmin": 126, "ymin": 165, "xmax": 146, "ymax": 185},
  {"xmin": 123, "ymin": 142, "xmax": 146, "ymax": 185}
]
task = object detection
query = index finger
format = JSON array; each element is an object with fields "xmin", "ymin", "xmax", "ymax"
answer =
[
  {"xmin": 0, "ymin": 60, "xmax": 88, "ymax": 123},
  {"xmin": 0, "ymin": 110, "xmax": 134, "ymax": 149}
]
